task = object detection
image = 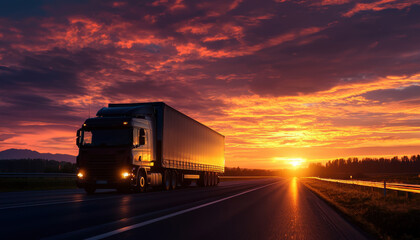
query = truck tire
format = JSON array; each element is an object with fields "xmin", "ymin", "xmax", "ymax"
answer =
[
  {"xmin": 208, "ymin": 172, "xmax": 212, "ymax": 186},
  {"xmin": 216, "ymin": 174, "xmax": 219, "ymax": 185},
  {"xmin": 138, "ymin": 170, "xmax": 147, "ymax": 192},
  {"xmin": 207, "ymin": 172, "xmax": 213, "ymax": 187},
  {"xmin": 84, "ymin": 186, "xmax": 96, "ymax": 194},
  {"xmin": 163, "ymin": 170, "xmax": 171, "ymax": 191},
  {"xmin": 211, "ymin": 172, "xmax": 215, "ymax": 186},
  {"xmin": 170, "ymin": 170, "xmax": 177, "ymax": 190}
]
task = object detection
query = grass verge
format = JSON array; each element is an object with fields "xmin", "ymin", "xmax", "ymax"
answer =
[{"xmin": 301, "ymin": 178, "xmax": 420, "ymax": 240}]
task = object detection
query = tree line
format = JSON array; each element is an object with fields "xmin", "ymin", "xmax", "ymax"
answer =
[
  {"xmin": 307, "ymin": 155, "xmax": 420, "ymax": 177},
  {"xmin": 0, "ymin": 159, "xmax": 77, "ymax": 173}
]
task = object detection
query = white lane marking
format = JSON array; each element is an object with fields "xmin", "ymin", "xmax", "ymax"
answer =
[
  {"xmin": 85, "ymin": 181, "xmax": 278, "ymax": 240},
  {"xmin": 0, "ymin": 180, "xmax": 266, "ymax": 210},
  {"xmin": 0, "ymin": 183, "xmax": 234, "ymax": 210},
  {"xmin": 0, "ymin": 195, "xmax": 124, "ymax": 210}
]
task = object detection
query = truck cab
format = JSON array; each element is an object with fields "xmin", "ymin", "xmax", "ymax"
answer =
[{"xmin": 76, "ymin": 116, "xmax": 154, "ymax": 194}]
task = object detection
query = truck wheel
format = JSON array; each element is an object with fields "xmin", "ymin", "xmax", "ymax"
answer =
[
  {"xmin": 208, "ymin": 172, "xmax": 213, "ymax": 186},
  {"xmin": 170, "ymin": 171, "xmax": 177, "ymax": 190},
  {"xmin": 84, "ymin": 186, "xmax": 96, "ymax": 194},
  {"xmin": 216, "ymin": 174, "xmax": 219, "ymax": 186},
  {"xmin": 138, "ymin": 171, "xmax": 147, "ymax": 192},
  {"xmin": 163, "ymin": 170, "xmax": 171, "ymax": 191},
  {"xmin": 208, "ymin": 172, "xmax": 212, "ymax": 186},
  {"xmin": 211, "ymin": 172, "xmax": 215, "ymax": 186}
]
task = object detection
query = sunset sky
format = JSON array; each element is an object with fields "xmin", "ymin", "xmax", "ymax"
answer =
[{"xmin": 1, "ymin": 0, "xmax": 420, "ymax": 169}]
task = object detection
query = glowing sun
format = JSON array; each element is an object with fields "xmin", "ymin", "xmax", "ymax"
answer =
[
  {"xmin": 289, "ymin": 158, "xmax": 304, "ymax": 168},
  {"xmin": 273, "ymin": 157, "xmax": 306, "ymax": 168}
]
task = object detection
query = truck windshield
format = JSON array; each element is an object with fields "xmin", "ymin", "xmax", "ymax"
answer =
[{"xmin": 82, "ymin": 129, "xmax": 132, "ymax": 147}]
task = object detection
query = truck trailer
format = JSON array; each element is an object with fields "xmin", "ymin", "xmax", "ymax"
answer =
[{"xmin": 76, "ymin": 102, "xmax": 225, "ymax": 194}]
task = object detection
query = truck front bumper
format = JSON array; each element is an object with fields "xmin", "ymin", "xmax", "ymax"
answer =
[{"xmin": 77, "ymin": 178, "xmax": 132, "ymax": 189}]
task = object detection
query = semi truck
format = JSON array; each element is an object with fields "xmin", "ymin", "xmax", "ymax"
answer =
[{"xmin": 75, "ymin": 102, "xmax": 225, "ymax": 194}]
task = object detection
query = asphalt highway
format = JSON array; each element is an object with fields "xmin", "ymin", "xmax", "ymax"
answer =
[{"xmin": 0, "ymin": 178, "xmax": 369, "ymax": 240}]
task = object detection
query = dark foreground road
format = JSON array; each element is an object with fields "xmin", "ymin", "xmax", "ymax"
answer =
[{"xmin": 0, "ymin": 178, "xmax": 369, "ymax": 240}]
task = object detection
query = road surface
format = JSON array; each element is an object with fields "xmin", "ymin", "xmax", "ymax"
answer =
[{"xmin": 0, "ymin": 178, "xmax": 369, "ymax": 240}]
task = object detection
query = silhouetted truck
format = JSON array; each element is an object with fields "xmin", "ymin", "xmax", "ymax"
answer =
[{"xmin": 76, "ymin": 102, "xmax": 224, "ymax": 194}]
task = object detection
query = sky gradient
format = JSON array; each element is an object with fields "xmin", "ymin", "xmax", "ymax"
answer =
[{"xmin": 1, "ymin": 0, "xmax": 420, "ymax": 169}]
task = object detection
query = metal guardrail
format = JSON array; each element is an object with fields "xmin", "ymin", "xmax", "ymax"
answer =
[{"xmin": 308, "ymin": 177, "xmax": 420, "ymax": 194}]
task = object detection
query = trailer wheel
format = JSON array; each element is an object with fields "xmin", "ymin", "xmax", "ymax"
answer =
[
  {"xmin": 84, "ymin": 186, "xmax": 96, "ymax": 194},
  {"xmin": 170, "ymin": 170, "xmax": 177, "ymax": 190},
  {"xmin": 163, "ymin": 170, "xmax": 171, "ymax": 191},
  {"xmin": 208, "ymin": 172, "xmax": 213, "ymax": 186},
  {"xmin": 138, "ymin": 171, "xmax": 147, "ymax": 192},
  {"xmin": 216, "ymin": 174, "xmax": 220, "ymax": 185},
  {"xmin": 208, "ymin": 172, "xmax": 212, "ymax": 186},
  {"xmin": 211, "ymin": 172, "xmax": 215, "ymax": 186}
]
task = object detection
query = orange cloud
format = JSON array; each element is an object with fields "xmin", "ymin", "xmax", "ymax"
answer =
[{"xmin": 344, "ymin": 0, "xmax": 420, "ymax": 17}]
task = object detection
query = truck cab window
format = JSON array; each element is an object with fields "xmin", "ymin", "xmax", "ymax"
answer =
[
  {"xmin": 139, "ymin": 128, "xmax": 146, "ymax": 145},
  {"xmin": 133, "ymin": 128, "xmax": 146, "ymax": 147},
  {"xmin": 82, "ymin": 129, "xmax": 131, "ymax": 147}
]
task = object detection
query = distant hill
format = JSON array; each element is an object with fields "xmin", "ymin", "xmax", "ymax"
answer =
[{"xmin": 0, "ymin": 149, "xmax": 76, "ymax": 163}]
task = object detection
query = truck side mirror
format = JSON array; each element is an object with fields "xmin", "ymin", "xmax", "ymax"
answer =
[{"xmin": 76, "ymin": 129, "xmax": 81, "ymax": 147}]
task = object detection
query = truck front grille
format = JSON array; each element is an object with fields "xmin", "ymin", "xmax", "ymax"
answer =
[{"xmin": 86, "ymin": 154, "xmax": 118, "ymax": 179}]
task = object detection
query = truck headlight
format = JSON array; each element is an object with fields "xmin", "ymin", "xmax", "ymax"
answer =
[
  {"xmin": 121, "ymin": 171, "xmax": 131, "ymax": 179},
  {"xmin": 77, "ymin": 172, "xmax": 84, "ymax": 179}
]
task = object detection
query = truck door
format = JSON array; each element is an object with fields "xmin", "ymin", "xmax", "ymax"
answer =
[{"xmin": 132, "ymin": 128, "xmax": 152, "ymax": 165}]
